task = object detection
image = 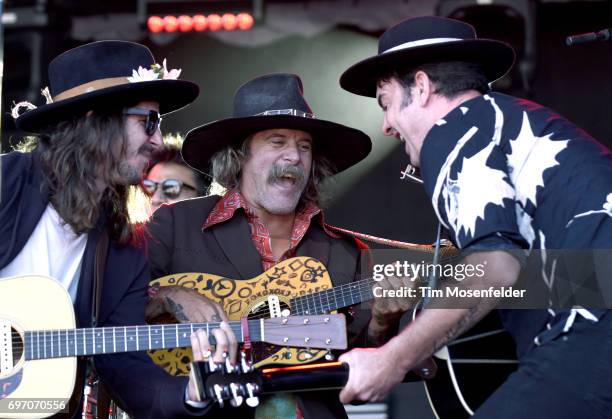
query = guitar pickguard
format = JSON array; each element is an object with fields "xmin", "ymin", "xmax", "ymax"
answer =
[
  {"xmin": 0, "ymin": 371, "xmax": 22, "ymax": 398},
  {"xmin": 148, "ymin": 257, "xmax": 335, "ymax": 376}
]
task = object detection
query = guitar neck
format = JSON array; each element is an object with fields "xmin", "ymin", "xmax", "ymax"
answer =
[
  {"xmin": 290, "ymin": 277, "xmax": 377, "ymax": 315},
  {"xmin": 24, "ymin": 320, "xmax": 261, "ymax": 361},
  {"xmin": 289, "ymin": 246, "xmax": 460, "ymax": 315}
]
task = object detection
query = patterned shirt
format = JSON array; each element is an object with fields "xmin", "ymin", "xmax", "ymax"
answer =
[
  {"xmin": 204, "ymin": 188, "xmax": 339, "ymax": 270},
  {"xmin": 419, "ymin": 92, "xmax": 612, "ymax": 355},
  {"xmin": 203, "ymin": 188, "xmax": 339, "ymax": 419}
]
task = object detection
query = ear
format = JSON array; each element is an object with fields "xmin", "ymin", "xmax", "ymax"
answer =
[{"xmin": 413, "ymin": 71, "xmax": 435, "ymax": 107}]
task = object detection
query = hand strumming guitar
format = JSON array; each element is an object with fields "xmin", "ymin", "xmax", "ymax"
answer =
[{"xmin": 146, "ymin": 285, "xmax": 228, "ymax": 323}]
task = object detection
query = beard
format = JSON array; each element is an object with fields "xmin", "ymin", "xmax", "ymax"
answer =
[{"xmin": 114, "ymin": 143, "xmax": 157, "ymax": 185}]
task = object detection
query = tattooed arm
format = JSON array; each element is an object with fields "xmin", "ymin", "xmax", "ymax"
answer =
[
  {"xmin": 338, "ymin": 250, "xmax": 521, "ymax": 403},
  {"xmin": 146, "ymin": 286, "xmax": 227, "ymax": 323}
]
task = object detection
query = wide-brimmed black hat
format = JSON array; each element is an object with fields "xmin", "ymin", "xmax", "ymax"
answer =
[
  {"xmin": 182, "ymin": 73, "xmax": 371, "ymax": 174},
  {"xmin": 340, "ymin": 16, "xmax": 515, "ymax": 97},
  {"xmin": 15, "ymin": 40, "xmax": 199, "ymax": 133}
]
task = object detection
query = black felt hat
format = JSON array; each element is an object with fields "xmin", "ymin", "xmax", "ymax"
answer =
[
  {"xmin": 340, "ymin": 16, "xmax": 515, "ymax": 97},
  {"xmin": 15, "ymin": 40, "xmax": 200, "ymax": 133},
  {"xmin": 182, "ymin": 73, "xmax": 371, "ymax": 174}
]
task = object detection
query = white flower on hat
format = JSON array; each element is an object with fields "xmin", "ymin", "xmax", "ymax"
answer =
[
  {"xmin": 161, "ymin": 59, "xmax": 182, "ymax": 80},
  {"xmin": 127, "ymin": 59, "xmax": 182, "ymax": 82}
]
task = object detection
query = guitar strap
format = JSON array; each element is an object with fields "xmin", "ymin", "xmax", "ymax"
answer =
[{"xmin": 90, "ymin": 229, "xmax": 112, "ymax": 419}]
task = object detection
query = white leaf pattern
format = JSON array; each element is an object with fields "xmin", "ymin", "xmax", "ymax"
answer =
[
  {"xmin": 507, "ymin": 112, "xmax": 569, "ymax": 208},
  {"xmin": 446, "ymin": 141, "xmax": 515, "ymax": 243}
]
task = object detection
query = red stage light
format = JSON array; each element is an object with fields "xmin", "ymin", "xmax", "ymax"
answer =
[
  {"xmin": 207, "ymin": 14, "xmax": 222, "ymax": 32},
  {"xmin": 177, "ymin": 15, "xmax": 193, "ymax": 32},
  {"xmin": 236, "ymin": 13, "xmax": 254, "ymax": 30},
  {"xmin": 222, "ymin": 13, "xmax": 237, "ymax": 31},
  {"xmin": 147, "ymin": 16, "xmax": 164, "ymax": 33},
  {"xmin": 163, "ymin": 15, "xmax": 179, "ymax": 32},
  {"xmin": 192, "ymin": 14, "xmax": 207, "ymax": 31}
]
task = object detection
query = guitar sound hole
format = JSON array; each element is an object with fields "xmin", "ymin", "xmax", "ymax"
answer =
[
  {"xmin": 247, "ymin": 301, "xmax": 292, "ymax": 362},
  {"xmin": 11, "ymin": 328, "xmax": 23, "ymax": 366},
  {"xmin": 247, "ymin": 301, "xmax": 291, "ymax": 320}
]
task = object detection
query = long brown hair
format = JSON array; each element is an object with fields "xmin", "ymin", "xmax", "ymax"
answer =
[{"xmin": 34, "ymin": 111, "xmax": 135, "ymax": 245}]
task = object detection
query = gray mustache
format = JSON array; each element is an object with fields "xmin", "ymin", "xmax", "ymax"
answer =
[{"xmin": 267, "ymin": 164, "xmax": 306, "ymax": 185}]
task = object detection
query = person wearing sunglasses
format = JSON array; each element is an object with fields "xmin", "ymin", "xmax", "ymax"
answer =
[
  {"xmin": 142, "ymin": 141, "xmax": 209, "ymax": 212},
  {"xmin": 0, "ymin": 40, "xmax": 235, "ymax": 418}
]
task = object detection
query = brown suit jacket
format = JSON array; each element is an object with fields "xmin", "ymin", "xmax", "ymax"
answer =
[{"xmin": 146, "ymin": 195, "xmax": 370, "ymax": 419}]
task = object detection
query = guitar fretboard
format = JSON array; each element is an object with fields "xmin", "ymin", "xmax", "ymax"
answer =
[
  {"xmin": 24, "ymin": 321, "xmax": 262, "ymax": 361},
  {"xmin": 290, "ymin": 278, "xmax": 377, "ymax": 315}
]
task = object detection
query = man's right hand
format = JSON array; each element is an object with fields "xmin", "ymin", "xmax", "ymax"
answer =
[
  {"xmin": 187, "ymin": 322, "xmax": 239, "ymax": 404},
  {"xmin": 145, "ymin": 285, "xmax": 228, "ymax": 323}
]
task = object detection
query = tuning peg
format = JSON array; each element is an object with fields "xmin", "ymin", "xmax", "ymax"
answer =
[
  {"xmin": 240, "ymin": 350, "xmax": 253, "ymax": 373},
  {"xmin": 213, "ymin": 384, "xmax": 225, "ymax": 408},
  {"xmin": 223, "ymin": 351, "xmax": 235, "ymax": 373},
  {"xmin": 208, "ymin": 356, "xmax": 218, "ymax": 372},
  {"xmin": 245, "ymin": 383, "xmax": 260, "ymax": 407},
  {"xmin": 325, "ymin": 350, "xmax": 335, "ymax": 361},
  {"xmin": 229, "ymin": 383, "xmax": 244, "ymax": 407}
]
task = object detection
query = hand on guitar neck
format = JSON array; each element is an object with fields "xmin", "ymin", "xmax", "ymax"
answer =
[
  {"xmin": 187, "ymin": 322, "xmax": 239, "ymax": 404},
  {"xmin": 368, "ymin": 272, "xmax": 420, "ymax": 346}
]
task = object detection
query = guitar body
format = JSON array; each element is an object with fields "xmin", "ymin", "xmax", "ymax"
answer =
[
  {"xmin": 148, "ymin": 257, "xmax": 334, "ymax": 375},
  {"xmin": 0, "ymin": 276, "xmax": 77, "ymax": 418},
  {"xmin": 423, "ymin": 313, "xmax": 518, "ymax": 418}
]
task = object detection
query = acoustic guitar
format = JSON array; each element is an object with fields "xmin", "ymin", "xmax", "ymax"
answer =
[
  {"xmin": 190, "ymin": 318, "xmax": 517, "ymax": 418},
  {"xmin": 147, "ymin": 251, "xmax": 459, "ymax": 375},
  {"xmin": 149, "ymin": 255, "xmax": 519, "ymax": 418},
  {"xmin": 0, "ymin": 275, "xmax": 347, "ymax": 419}
]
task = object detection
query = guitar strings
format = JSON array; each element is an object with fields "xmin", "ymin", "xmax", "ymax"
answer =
[
  {"xmin": 11, "ymin": 320, "xmax": 339, "ymax": 353},
  {"xmin": 13, "ymin": 253, "xmax": 462, "ymax": 352}
]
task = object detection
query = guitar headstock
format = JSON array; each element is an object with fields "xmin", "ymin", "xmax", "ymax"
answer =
[
  {"xmin": 191, "ymin": 357, "xmax": 350, "ymax": 408},
  {"xmin": 192, "ymin": 352, "xmax": 263, "ymax": 408},
  {"xmin": 262, "ymin": 314, "xmax": 347, "ymax": 350}
]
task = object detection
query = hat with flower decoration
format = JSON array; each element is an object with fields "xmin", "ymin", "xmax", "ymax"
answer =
[{"xmin": 14, "ymin": 40, "xmax": 199, "ymax": 133}]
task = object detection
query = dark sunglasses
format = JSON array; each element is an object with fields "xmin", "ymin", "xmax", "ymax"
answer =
[
  {"xmin": 123, "ymin": 108, "xmax": 162, "ymax": 136},
  {"xmin": 141, "ymin": 178, "xmax": 197, "ymax": 199}
]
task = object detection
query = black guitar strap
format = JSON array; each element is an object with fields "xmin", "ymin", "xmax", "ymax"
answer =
[
  {"xmin": 91, "ymin": 229, "xmax": 111, "ymax": 419},
  {"xmin": 93, "ymin": 229, "xmax": 109, "ymax": 328}
]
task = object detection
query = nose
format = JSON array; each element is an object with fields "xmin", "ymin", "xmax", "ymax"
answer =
[
  {"xmin": 282, "ymin": 141, "xmax": 300, "ymax": 164},
  {"xmin": 150, "ymin": 188, "xmax": 166, "ymax": 210},
  {"xmin": 382, "ymin": 114, "xmax": 396, "ymax": 137},
  {"xmin": 149, "ymin": 128, "xmax": 163, "ymax": 151}
]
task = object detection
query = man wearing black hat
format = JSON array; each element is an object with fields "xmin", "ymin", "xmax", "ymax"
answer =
[
  {"xmin": 146, "ymin": 73, "xmax": 408, "ymax": 418},
  {"xmin": 337, "ymin": 16, "xmax": 612, "ymax": 417},
  {"xmin": 0, "ymin": 40, "xmax": 215, "ymax": 418}
]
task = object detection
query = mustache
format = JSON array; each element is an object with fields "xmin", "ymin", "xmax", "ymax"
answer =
[
  {"xmin": 139, "ymin": 143, "xmax": 157, "ymax": 159},
  {"xmin": 267, "ymin": 164, "xmax": 306, "ymax": 185}
]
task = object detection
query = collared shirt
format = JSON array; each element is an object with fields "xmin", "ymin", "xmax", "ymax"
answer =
[
  {"xmin": 419, "ymin": 92, "xmax": 612, "ymax": 356},
  {"xmin": 204, "ymin": 188, "xmax": 339, "ymax": 270},
  {"xmin": 204, "ymin": 188, "xmax": 340, "ymax": 419}
]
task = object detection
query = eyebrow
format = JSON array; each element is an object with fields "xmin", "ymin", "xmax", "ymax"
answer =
[{"xmin": 265, "ymin": 133, "xmax": 312, "ymax": 143}]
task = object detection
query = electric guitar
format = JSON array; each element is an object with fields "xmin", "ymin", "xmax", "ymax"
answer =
[{"xmin": 0, "ymin": 275, "xmax": 347, "ymax": 419}]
